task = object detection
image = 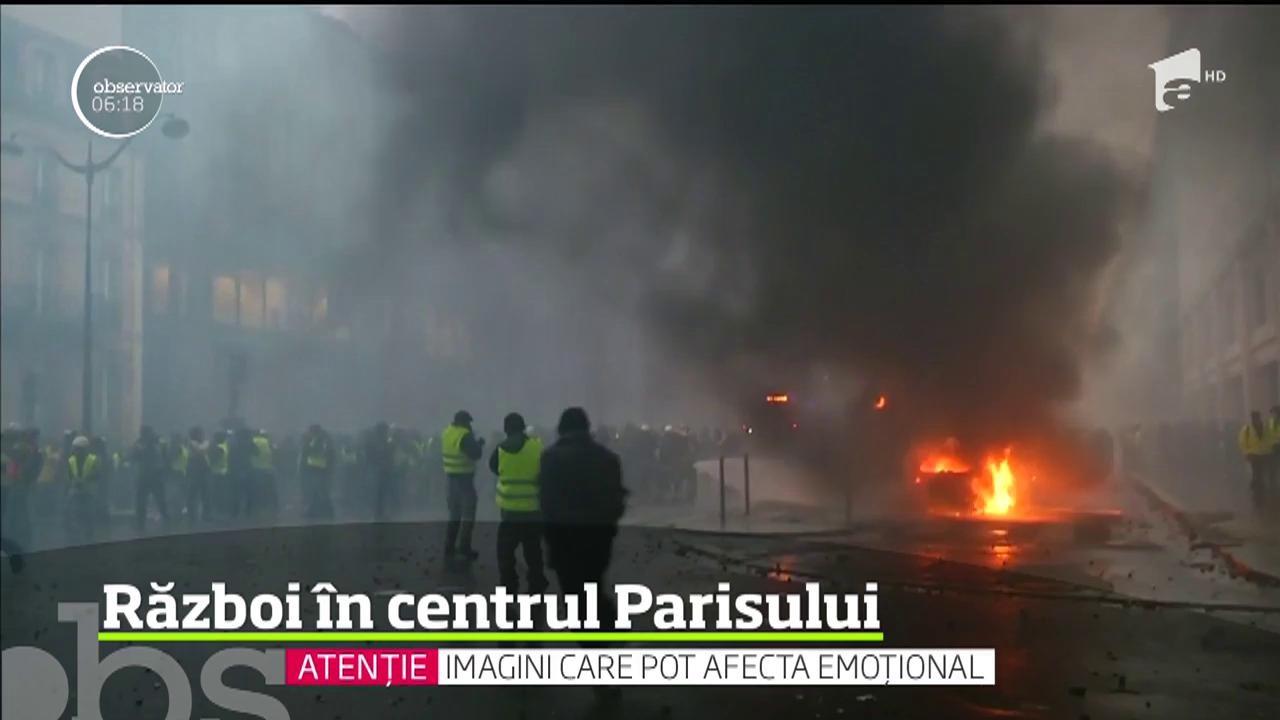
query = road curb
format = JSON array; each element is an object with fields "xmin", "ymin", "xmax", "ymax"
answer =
[{"xmin": 1133, "ymin": 477, "xmax": 1280, "ymax": 589}]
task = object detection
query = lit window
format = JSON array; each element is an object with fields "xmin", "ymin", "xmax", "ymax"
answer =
[
  {"xmin": 239, "ymin": 272, "xmax": 264, "ymax": 328},
  {"xmin": 151, "ymin": 265, "xmax": 171, "ymax": 314},
  {"xmin": 212, "ymin": 275, "xmax": 237, "ymax": 325}
]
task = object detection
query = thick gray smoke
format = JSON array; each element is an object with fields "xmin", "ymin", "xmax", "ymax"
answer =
[{"xmin": 350, "ymin": 7, "xmax": 1136, "ymax": 450}]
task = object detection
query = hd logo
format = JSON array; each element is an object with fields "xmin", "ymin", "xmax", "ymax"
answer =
[{"xmin": 1148, "ymin": 48, "xmax": 1227, "ymax": 112}]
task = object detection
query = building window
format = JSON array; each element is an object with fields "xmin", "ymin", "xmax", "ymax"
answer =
[
  {"xmin": 212, "ymin": 275, "xmax": 238, "ymax": 325},
  {"xmin": 35, "ymin": 247, "xmax": 46, "ymax": 314},
  {"xmin": 239, "ymin": 272, "xmax": 264, "ymax": 329},
  {"xmin": 1261, "ymin": 361, "xmax": 1280, "ymax": 407},
  {"xmin": 54, "ymin": 244, "xmax": 82, "ymax": 316},
  {"xmin": 99, "ymin": 258, "xmax": 117, "ymax": 302},
  {"xmin": 151, "ymin": 264, "xmax": 171, "ymax": 314},
  {"xmin": 312, "ymin": 292, "xmax": 329, "ymax": 327},
  {"xmin": 99, "ymin": 365, "xmax": 111, "ymax": 428},
  {"xmin": 1248, "ymin": 265, "xmax": 1268, "ymax": 329},
  {"xmin": 34, "ymin": 151, "xmax": 58, "ymax": 208},
  {"xmin": 1221, "ymin": 286, "xmax": 1238, "ymax": 345},
  {"xmin": 265, "ymin": 277, "xmax": 286, "ymax": 330},
  {"xmin": 25, "ymin": 46, "xmax": 59, "ymax": 105},
  {"xmin": 101, "ymin": 168, "xmax": 125, "ymax": 224}
]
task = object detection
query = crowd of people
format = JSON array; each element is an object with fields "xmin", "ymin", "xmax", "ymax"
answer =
[{"xmin": 0, "ymin": 414, "xmax": 738, "ymax": 553}]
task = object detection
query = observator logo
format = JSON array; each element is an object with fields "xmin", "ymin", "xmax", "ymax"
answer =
[{"xmin": 71, "ymin": 46, "xmax": 185, "ymax": 138}]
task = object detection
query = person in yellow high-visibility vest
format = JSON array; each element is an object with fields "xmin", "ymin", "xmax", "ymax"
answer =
[
  {"xmin": 1240, "ymin": 411, "xmax": 1271, "ymax": 514},
  {"xmin": 487, "ymin": 412, "xmax": 547, "ymax": 592},
  {"xmin": 441, "ymin": 411, "xmax": 485, "ymax": 563},
  {"xmin": 251, "ymin": 429, "xmax": 278, "ymax": 518},
  {"xmin": 167, "ymin": 433, "xmax": 189, "ymax": 487},
  {"xmin": 185, "ymin": 427, "xmax": 211, "ymax": 524},
  {"xmin": 299, "ymin": 424, "xmax": 335, "ymax": 520},
  {"xmin": 209, "ymin": 430, "xmax": 230, "ymax": 519},
  {"xmin": 65, "ymin": 436, "xmax": 101, "ymax": 543}
]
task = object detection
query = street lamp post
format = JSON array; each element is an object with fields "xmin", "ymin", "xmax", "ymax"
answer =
[{"xmin": 3, "ymin": 114, "xmax": 188, "ymax": 434}]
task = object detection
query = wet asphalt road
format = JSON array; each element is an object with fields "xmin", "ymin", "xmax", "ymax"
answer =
[{"xmin": 3, "ymin": 519, "xmax": 1279, "ymax": 720}]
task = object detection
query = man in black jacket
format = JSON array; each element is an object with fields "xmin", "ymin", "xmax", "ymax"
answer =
[
  {"xmin": 367, "ymin": 422, "xmax": 397, "ymax": 521},
  {"xmin": 539, "ymin": 408, "xmax": 627, "ymax": 633},
  {"xmin": 131, "ymin": 426, "xmax": 168, "ymax": 533}
]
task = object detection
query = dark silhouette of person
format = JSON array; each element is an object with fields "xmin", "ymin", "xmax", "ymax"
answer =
[{"xmin": 540, "ymin": 408, "xmax": 627, "ymax": 632}]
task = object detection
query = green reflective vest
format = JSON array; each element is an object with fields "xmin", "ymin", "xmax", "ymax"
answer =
[
  {"xmin": 496, "ymin": 437, "xmax": 543, "ymax": 513},
  {"xmin": 170, "ymin": 444, "xmax": 189, "ymax": 475},
  {"xmin": 441, "ymin": 424, "xmax": 476, "ymax": 475},
  {"xmin": 67, "ymin": 453, "xmax": 100, "ymax": 485},
  {"xmin": 304, "ymin": 436, "xmax": 330, "ymax": 469},
  {"xmin": 252, "ymin": 436, "xmax": 274, "ymax": 470},
  {"xmin": 211, "ymin": 442, "xmax": 229, "ymax": 476},
  {"xmin": 1240, "ymin": 424, "xmax": 1270, "ymax": 457}
]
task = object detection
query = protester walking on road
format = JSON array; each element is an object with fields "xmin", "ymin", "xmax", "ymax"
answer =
[
  {"xmin": 488, "ymin": 412, "xmax": 547, "ymax": 592},
  {"xmin": 442, "ymin": 411, "xmax": 484, "ymax": 563}
]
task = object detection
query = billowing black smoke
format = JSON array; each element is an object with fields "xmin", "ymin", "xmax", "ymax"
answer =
[{"xmin": 359, "ymin": 7, "xmax": 1134, "ymax": 457}]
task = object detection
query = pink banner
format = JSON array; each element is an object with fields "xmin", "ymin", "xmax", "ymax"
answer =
[{"xmin": 285, "ymin": 649, "xmax": 438, "ymax": 686}]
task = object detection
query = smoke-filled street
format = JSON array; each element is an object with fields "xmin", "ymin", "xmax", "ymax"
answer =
[
  {"xmin": 3, "ymin": 5, "xmax": 1280, "ymax": 719},
  {"xmin": 4, "ymin": 519, "xmax": 1279, "ymax": 719}
]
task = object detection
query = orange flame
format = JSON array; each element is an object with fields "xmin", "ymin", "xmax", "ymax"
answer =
[
  {"xmin": 873, "ymin": 395, "xmax": 888, "ymax": 410},
  {"xmin": 974, "ymin": 449, "xmax": 1017, "ymax": 515},
  {"xmin": 918, "ymin": 437, "xmax": 970, "ymax": 473}
]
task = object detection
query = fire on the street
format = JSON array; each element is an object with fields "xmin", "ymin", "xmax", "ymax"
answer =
[
  {"xmin": 915, "ymin": 439, "xmax": 1021, "ymax": 517},
  {"xmin": 977, "ymin": 450, "xmax": 1016, "ymax": 516},
  {"xmin": 917, "ymin": 437, "xmax": 970, "ymax": 474}
]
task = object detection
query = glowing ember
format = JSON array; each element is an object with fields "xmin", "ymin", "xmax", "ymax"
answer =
[
  {"xmin": 873, "ymin": 394, "xmax": 888, "ymax": 410},
  {"xmin": 918, "ymin": 437, "xmax": 970, "ymax": 474},
  {"xmin": 975, "ymin": 449, "xmax": 1017, "ymax": 515}
]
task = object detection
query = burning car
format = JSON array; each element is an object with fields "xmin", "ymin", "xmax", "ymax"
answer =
[{"xmin": 914, "ymin": 437, "xmax": 1020, "ymax": 517}]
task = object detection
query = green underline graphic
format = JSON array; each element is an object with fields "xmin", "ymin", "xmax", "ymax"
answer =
[{"xmin": 98, "ymin": 631, "xmax": 885, "ymax": 643}]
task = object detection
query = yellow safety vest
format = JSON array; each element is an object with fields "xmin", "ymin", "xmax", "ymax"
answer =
[
  {"xmin": 170, "ymin": 445, "xmax": 189, "ymax": 475},
  {"xmin": 210, "ymin": 442, "xmax": 229, "ymax": 476},
  {"xmin": 1240, "ymin": 424, "xmax": 1270, "ymax": 457},
  {"xmin": 252, "ymin": 436, "xmax": 273, "ymax": 470},
  {"xmin": 496, "ymin": 437, "xmax": 543, "ymax": 513},
  {"xmin": 68, "ymin": 453, "xmax": 100, "ymax": 485},
  {"xmin": 304, "ymin": 436, "xmax": 330, "ymax": 469},
  {"xmin": 441, "ymin": 424, "xmax": 476, "ymax": 475},
  {"xmin": 1268, "ymin": 418, "xmax": 1280, "ymax": 450},
  {"xmin": 39, "ymin": 447, "xmax": 60, "ymax": 484}
]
